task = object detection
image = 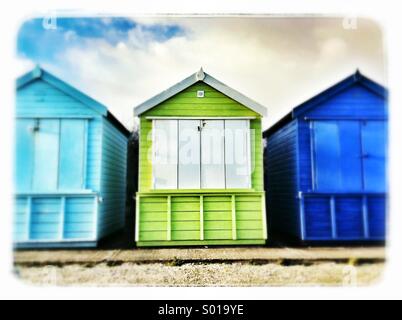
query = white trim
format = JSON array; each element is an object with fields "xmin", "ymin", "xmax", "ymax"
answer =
[
  {"xmin": 151, "ymin": 119, "xmax": 156, "ymax": 190},
  {"xmin": 58, "ymin": 197, "xmax": 66, "ymax": 241},
  {"xmin": 247, "ymin": 120, "xmax": 252, "ymax": 189},
  {"xmin": 15, "ymin": 191, "xmax": 97, "ymax": 196},
  {"xmin": 135, "ymin": 195, "xmax": 140, "ymax": 242},
  {"xmin": 93, "ymin": 195, "xmax": 99, "ymax": 240},
  {"xmin": 134, "ymin": 69, "xmax": 267, "ymax": 117},
  {"xmin": 262, "ymin": 194, "xmax": 268, "ymax": 240},
  {"xmin": 25, "ymin": 197, "xmax": 32, "ymax": 241},
  {"xmin": 146, "ymin": 116, "xmax": 257, "ymax": 120},
  {"xmin": 15, "ymin": 238, "xmax": 97, "ymax": 244}
]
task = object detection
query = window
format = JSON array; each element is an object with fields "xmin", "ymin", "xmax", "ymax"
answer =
[
  {"xmin": 153, "ymin": 119, "xmax": 251, "ymax": 190},
  {"xmin": 15, "ymin": 119, "xmax": 88, "ymax": 192},
  {"xmin": 312, "ymin": 120, "xmax": 387, "ymax": 192}
]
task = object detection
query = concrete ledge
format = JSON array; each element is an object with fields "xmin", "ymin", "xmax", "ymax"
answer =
[{"xmin": 14, "ymin": 247, "xmax": 386, "ymax": 266}]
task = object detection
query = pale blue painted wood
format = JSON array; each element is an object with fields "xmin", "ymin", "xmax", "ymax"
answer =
[
  {"xmin": 32, "ymin": 120, "xmax": 60, "ymax": 191},
  {"xmin": 64, "ymin": 197, "xmax": 95, "ymax": 240},
  {"xmin": 17, "ymin": 80, "xmax": 100, "ymax": 118},
  {"xmin": 59, "ymin": 119, "xmax": 87, "ymax": 190},
  {"xmin": 85, "ymin": 118, "xmax": 103, "ymax": 191},
  {"xmin": 30, "ymin": 198, "xmax": 61, "ymax": 240},
  {"xmin": 97, "ymin": 118, "xmax": 128, "ymax": 239},
  {"xmin": 14, "ymin": 71, "xmax": 129, "ymax": 248},
  {"xmin": 15, "ymin": 120, "xmax": 35, "ymax": 191}
]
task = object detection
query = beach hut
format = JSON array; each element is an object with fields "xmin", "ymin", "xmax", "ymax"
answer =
[
  {"xmin": 134, "ymin": 68, "xmax": 267, "ymax": 247},
  {"xmin": 14, "ymin": 67, "xmax": 130, "ymax": 248},
  {"xmin": 264, "ymin": 71, "xmax": 388, "ymax": 242}
]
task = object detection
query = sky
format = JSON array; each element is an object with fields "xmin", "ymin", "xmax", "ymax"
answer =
[{"xmin": 16, "ymin": 16, "xmax": 386, "ymax": 130}]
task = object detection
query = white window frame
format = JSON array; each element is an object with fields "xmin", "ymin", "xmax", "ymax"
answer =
[{"xmin": 152, "ymin": 118, "xmax": 253, "ymax": 190}]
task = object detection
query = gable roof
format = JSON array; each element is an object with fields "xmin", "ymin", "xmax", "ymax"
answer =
[
  {"xmin": 264, "ymin": 70, "xmax": 388, "ymax": 137},
  {"xmin": 134, "ymin": 68, "xmax": 267, "ymax": 117},
  {"xmin": 17, "ymin": 66, "xmax": 130, "ymax": 137}
]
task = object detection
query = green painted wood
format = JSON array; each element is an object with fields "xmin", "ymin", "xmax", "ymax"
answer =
[
  {"xmin": 136, "ymin": 81, "xmax": 266, "ymax": 247},
  {"xmin": 143, "ymin": 83, "xmax": 260, "ymax": 118},
  {"xmin": 136, "ymin": 239, "xmax": 266, "ymax": 247},
  {"xmin": 136, "ymin": 193, "xmax": 267, "ymax": 247}
]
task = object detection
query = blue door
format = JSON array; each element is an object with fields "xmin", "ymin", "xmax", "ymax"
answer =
[
  {"xmin": 361, "ymin": 121, "xmax": 387, "ymax": 192},
  {"xmin": 59, "ymin": 120, "xmax": 87, "ymax": 190},
  {"xmin": 32, "ymin": 120, "xmax": 60, "ymax": 191},
  {"xmin": 15, "ymin": 120, "xmax": 35, "ymax": 191},
  {"xmin": 313, "ymin": 121, "xmax": 342, "ymax": 191}
]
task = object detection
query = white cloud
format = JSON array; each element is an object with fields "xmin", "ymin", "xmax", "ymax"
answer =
[{"xmin": 27, "ymin": 17, "xmax": 386, "ymax": 131}]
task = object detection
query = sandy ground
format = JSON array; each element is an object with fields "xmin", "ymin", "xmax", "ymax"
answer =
[{"xmin": 14, "ymin": 261, "xmax": 384, "ymax": 287}]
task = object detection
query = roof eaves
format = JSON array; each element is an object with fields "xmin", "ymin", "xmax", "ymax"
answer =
[{"xmin": 134, "ymin": 71, "xmax": 199, "ymax": 116}]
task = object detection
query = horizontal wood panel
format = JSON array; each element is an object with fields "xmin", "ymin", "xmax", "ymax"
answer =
[
  {"xmin": 172, "ymin": 221, "xmax": 200, "ymax": 231},
  {"xmin": 172, "ymin": 230, "xmax": 200, "ymax": 241},
  {"xmin": 204, "ymin": 221, "xmax": 232, "ymax": 230},
  {"xmin": 140, "ymin": 231, "xmax": 167, "ymax": 241}
]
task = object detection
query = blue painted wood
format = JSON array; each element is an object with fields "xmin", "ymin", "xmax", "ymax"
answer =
[
  {"xmin": 15, "ymin": 120, "xmax": 35, "ymax": 191},
  {"xmin": 265, "ymin": 120, "xmax": 300, "ymax": 238},
  {"xmin": 305, "ymin": 84, "xmax": 387, "ymax": 119},
  {"xmin": 59, "ymin": 120, "xmax": 87, "ymax": 190},
  {"xmin": 265, "ymin": 72, "xmax": 387, "ymax": 242},
  {"xmin": 367, "ymin": 196, "xmax": 386, "ymax": 239},
  {"xmin": 335, "ymin": 197, "xmax": 365, "ymax": 239},
  {"xmin": 14, "ymin": 69, "xmax": 129, "ymax": 248},
  {"xmin": 32, "ymin": 120, "xmax": 60, "ymax": 191},
  {"xmin": 97, "ymin": 118, "xmax": 128, "ymax": 239},
  {"xmin": 361, "ymin": 121, "xmax": 387, "ymax": 192}
]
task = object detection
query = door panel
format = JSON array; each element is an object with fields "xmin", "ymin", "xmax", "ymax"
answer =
[
  {"xmin": 153, "ymin": 120, "xmax": 178, "ymax": 189},
  {"xmin": 225, "ymin": 120, "xmax": 251, "ymax": 189},
  {"xmin": 313, "ymin": 122, "xmax": 341, "ymax": 191},
  {"xmin": 201, "ymin": 120, "xmax": 225, "ymax": 189},
  {"xmin": 59, "ymin": 120, "xmax": 87, "ymax": 190},
  {"xmin": 32, "ymin": 120, "xmax": 60, "ymax": 191},
  {"xmin": 362, "ymin": 121, "xmax": 387, "ymax": 192},
  {"xmin": 338, "ymin": 122, "xmax": 363, "ymax": 190},
  {"xmin": 15, "ymin": 119, "xmax": 35, "ymax": 191},
  {"xmin": 178, "ymin": 120, "xmax": 201, "ymax": 189}
]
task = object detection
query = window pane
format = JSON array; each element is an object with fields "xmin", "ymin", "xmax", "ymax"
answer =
[
  {"xmin": 201, "ymin": 120, "xmax": 225, "ymax": 189},
  {"xmin": 225, "ymin": 120, "xmax": 251, "ymax": 189},
  {"xmin": 313, "ymin": 121, "xmax": 341, "ymax": 191},
  {"xmin": 32, "ymin": 120, "xmax": 60, "ymax": 191},
  {"xmin": 59, "ymin": 120, "xmax": 86, "ymax": 190},
  {"xmin": 362, "ymin": 121, "xmax": 387, "ymax": 192},
  {"xmin": 15, "ymin": 119, "xmax": 35, "ymax": 191},
  {"xmin": 153, "ymin": 120, "xmax": 178, "ymax": 189},
  {"xmin": 338, "ymin": 121, "xmax": 363, "ymax": 191},
  {"xmin": 179, "ymin": 120, "xmax": 201, "ymax": 189}
]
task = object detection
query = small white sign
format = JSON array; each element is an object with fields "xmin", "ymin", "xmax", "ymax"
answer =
[{"xmin": 197, "ymin": 90, "xmax": 205, "ymax": 98}]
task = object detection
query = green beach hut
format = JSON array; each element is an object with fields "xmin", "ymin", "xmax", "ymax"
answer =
[{"xmin": 134, "ymin": 69, "xmax": 267, "ymax": 247}]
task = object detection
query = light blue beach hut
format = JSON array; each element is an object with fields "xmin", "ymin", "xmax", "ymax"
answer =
[{"xmin": 14, "ymin": 67, "xmax": 129, "ymax": 248}]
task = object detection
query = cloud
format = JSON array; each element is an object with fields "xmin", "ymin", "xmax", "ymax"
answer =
[{"xmin": 17, "ymin": 17, "xmax": 386, "ymax": 130}]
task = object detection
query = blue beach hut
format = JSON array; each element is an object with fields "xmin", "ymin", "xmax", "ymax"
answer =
[
  {"xmin": 264, "ymin": 71, "xmax": 388, "ymax": 242},
  {"xmin": 14, "ymin": 67, "xmax": 130, "ymax": 248}
]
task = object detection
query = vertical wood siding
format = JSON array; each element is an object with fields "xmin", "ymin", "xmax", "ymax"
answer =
[
  {"xmin": 266, "ymin": 120, "xmax": 300, "ymax": 238},
  {"xmin": 98, "ymin": 118, "xmax": 128, "ymax": 239}
]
